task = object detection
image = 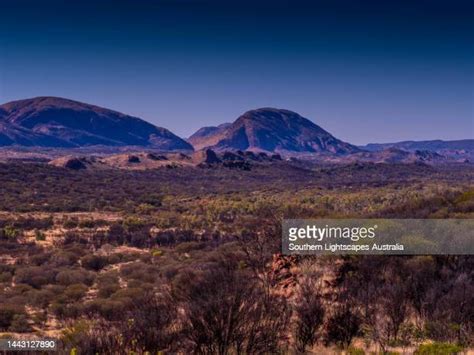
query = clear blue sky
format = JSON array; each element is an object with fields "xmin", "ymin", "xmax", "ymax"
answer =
[{"xmin": 0, "ymin": 0, "xmax": 472, "ymax": 144}]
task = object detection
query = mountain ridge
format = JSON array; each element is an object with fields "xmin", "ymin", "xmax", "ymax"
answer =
[
  {"xmin": 189, "ymin": 108, "xmax": 360, "ymax": 155},
  {"xmin": 0, "ymin": 97, "xmax": 193, "ymax": 150},
  {"xmin": 2, "ymin": 97, "xmax": 471, "ymax": 162},
  {"xmin": 360, "ymin": 139, "xmax": 474, "ymax": 152},
  {"xmin": 188, "ymin": 123, "xmax": 231, "ymax": 150}
]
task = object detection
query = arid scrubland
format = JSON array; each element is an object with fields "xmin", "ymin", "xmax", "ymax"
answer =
[{"xmin": 0, "ymin": 161, "xmax": 473, "ymax": 354}]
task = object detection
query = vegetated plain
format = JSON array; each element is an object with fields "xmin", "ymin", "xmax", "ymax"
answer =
[{"xmin": 0, "ymin": 158, "xmax": 473, "ymax": 354}]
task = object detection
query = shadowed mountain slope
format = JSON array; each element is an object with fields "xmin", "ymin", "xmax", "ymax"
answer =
[
  {"xmin": 188, "ymin": 108, "xmax": 359, "ymax": 155},
  {"xmin": 0, "ymin": 97, "xmax": 193, "ymax": 150},
  {"xmin": 188, "ymin": 123, "xmax": 231, "ymax": 150}
]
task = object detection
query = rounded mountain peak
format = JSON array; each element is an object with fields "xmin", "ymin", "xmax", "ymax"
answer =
[
  {"xmin": 1, "ymin": 96, "xmax": 126, "ymax": 121},
  {"xmin": 196, "ymin": 108, "xmax": 360, "ymax": 154},
  {"xmin": 240, "ymin": 107, "xmax": 303, "ymax": 119},
  {"xmin": 0, "ymin": 96, "xmax": 192, "ymax": 150}
]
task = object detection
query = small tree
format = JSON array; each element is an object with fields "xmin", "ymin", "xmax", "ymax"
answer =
[
  {"xmin": 174, "ymin": 256, "xmax": 290, "ymax": 354},
  {"xmin": 293, "ymin": 279, "xmax": 325, "ymax": 353},
  {"xmin": 325, "ymin": 305, "xmax": 361, "ymax": 349}
]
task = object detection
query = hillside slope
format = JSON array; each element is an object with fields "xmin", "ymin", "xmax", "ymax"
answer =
[
  {"xmin": 0, "ymin": 97, "xmax": 193, "ymax": 150},
  {"xmin": 189, "ymin": 108, "xmax": 359, "ymax": 155}
]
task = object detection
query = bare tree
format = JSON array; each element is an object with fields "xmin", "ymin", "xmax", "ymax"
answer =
[
  {"xmin": 64, "ymin": 292, "xmax": 177, "ymax": 354},
  {"xmin": 236, "ymin": 215, "xmax": 282, "ymax": 293},
  {"xmin": 293, "ymin": 278, "xmax": 325, "ymax": 353},
  {"xmin": 121, "ymin": 291, "xmax": 177, "ymax": 352},
  {"xmin": 325, "ymin": 305, "xmax": 361, "ymax": 349},
  {"xmin": 173, "ymin": 257, "xmax": 290, "ymax": 354}
]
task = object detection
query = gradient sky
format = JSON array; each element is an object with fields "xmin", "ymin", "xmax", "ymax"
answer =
[{"xmin": 0, "ymin": 0, "xmax": 472, "ymax": 144}]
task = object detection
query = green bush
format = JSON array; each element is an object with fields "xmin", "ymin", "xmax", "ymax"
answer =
[
  {"xmin": 414, "ymin": 342, "xmax": 463, "ymax": 355},
  {"xmin": 27, "ymin": 289, "xmax": 55, "ymax": 308},
  {"xmin": 63, "ymin": 218, "xmax": 79, "ymax": 229},
  {"xmin": 151, "ymin": 248, "xmax": 163, "ymax": 257},
  {"xmin": 35, "ymin": 229, "xmax": 46, "ymax": 241},
  {"xmin": 78, "ymin": 220, "xmax": 96, "ymax": 228},
  {"xmin": 50, "ymin": 301, "xmax": 82, "ymax": 320},
  {"xmin": 9, "ymin": 314, "xmax": 31, "ymax": 333},
  {"xmin": 83, "ymin": 299, "xmax": 126, "ymax": 320},
  {"xmin": 174, "ymin": 241, "xmax": 205, "ymax": 253},
  {"xmin": 15, "ymin": 267, "xmax": 56, "ymax": 289},
  {"xmin": 122, "ymin": 216, "xmax": 146, "ymax": 231},
  {"xmin": 97, "ymin": 283, "xmax": 120, "ymax": 298},
  {"xmin": 52, "ymin": 250, "xmax": 81, "ymax": 267},
  {"xmin": 80, "ymin": 254, "xmax": 108, "ymax": 271},
  {"xmin": 1, "ymin": 226, "xmax": 19, "ymax": 239},
  {"xmin": 55, "ymin": 269, "xmax": 94, "ymax": 286},
  {"xmin": 0, "ymin": 305, "xmax": 25, "ymax": 331},
  {"xmin": 0, "ymin": 271, "xmax": 13, "ymax": 283},
  {"xmin": 106, "ymin": 253, "xmax": 122, "ymax": 264},
  {"xmin": 63, "ymin": 284, "xmax": 89, "ymax": 301},
  {"xmin": 347, "ymin": 346, "xmax": 365, "ymax": 355}
]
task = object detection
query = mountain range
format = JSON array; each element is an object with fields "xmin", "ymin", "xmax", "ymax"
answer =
[
  {"xmin": 360, "ymin": 140, "xmax": 474, "ymax": 152},
  {"xmin": 0, "ymin": 97, "xmax": 472, "ymax": 163},
  {"xmin": 359, "ymin": 140, "xmax": 474, "ymax": 162}
]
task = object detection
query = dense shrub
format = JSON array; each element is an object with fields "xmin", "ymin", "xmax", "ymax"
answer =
[
  {"xmin": 0, "ymin": 304, "xmax": 26, "ymax": 331},
  {"xmin": 15, "ymin": 267, "xmax": 56, "ymax": 289},
  {"xmin": 55, "ymin": 269, "xmax": 94, "ymax": 286},
  {"xmin": 9, "ymin": 314, "xmax": 32, "ymax": 332},
  {"xmin": 63, "ymin": 284, "xmax": 89, "ymax": 302},
  {"xmin": 80, "ymin": 254, "xmax": 108, "ymax": 271}
]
